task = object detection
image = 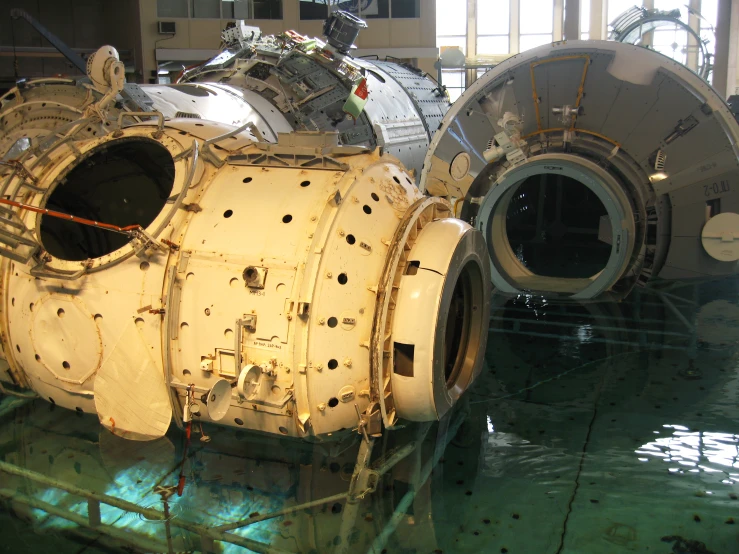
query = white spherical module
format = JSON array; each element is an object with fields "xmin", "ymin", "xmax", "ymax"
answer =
[{"xmin": 0, "ymin": 120, "xmax": 490, "ymax": 441}]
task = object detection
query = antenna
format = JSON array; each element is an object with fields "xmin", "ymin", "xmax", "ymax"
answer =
[{"xmin": 206, "ymin": 379, "xmax": 232, "ymax": 421}]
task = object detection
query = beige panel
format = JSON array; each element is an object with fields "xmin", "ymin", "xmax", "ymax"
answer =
[
  {"xmin": 390, "ymin": 19, "xmax": 421, "ymax": 47},
  {"xmin": 296, "ymin": 20, "xmax": 326, "ymax": 38},
  {"xmin": 358, "ymin": 19, "xmax": 391, "ymax": 48},
  {"xmin": 154, "ymin": 19, "xmax": 192, "ymax": 50},
  {"xmin": 282, "ymin": 0, "xmax": 300, "ymax": 28},
  {"xmin": 417, "ymin": 58, "xmax": 437, "ymax": 76},
  {"xmin": 188, "ymin": 19, "xmax": 223, "ymax": 49}
]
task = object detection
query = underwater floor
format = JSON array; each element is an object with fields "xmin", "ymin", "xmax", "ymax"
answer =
[{"xmin": 1, "ymin": 278, "xmax": 739, "ymax": 554}]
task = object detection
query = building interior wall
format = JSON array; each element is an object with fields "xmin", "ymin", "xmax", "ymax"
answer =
[
  {"xmin": 140, "ymin": 1, "xmax": 438, "ymax": 85},
  {"xmin": 0, "ymin": 0, "xmax": 141, "ymax": 89},
  {"xmin": 0, "ymin": 1, "xmax": 738, "ymax": 97}
]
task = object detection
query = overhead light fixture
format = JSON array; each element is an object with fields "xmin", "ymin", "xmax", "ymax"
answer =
[{"xmin": 649, "ymin": 172, "xmax": 668, "ymax": 183}]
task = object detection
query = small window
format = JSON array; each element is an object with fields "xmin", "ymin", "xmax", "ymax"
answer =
[
  {"xmin": 707, "ymin": 198, "xmax": 721, "ymax": 218},
  {"xmin": 394, "ymin": 342, "xmax": 415, "ymax": 377},
  {"xmin": 391, "ymin": 0, "xmax": 419, "ymax": 18},
  {"xmin": 158, "ymin": 0, "xmax": 189, "ymax": 18}
]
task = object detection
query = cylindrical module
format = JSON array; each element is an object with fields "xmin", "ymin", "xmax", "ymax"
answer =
[
  {"xmin": 0, "ymin": 119, "xmax": 490, "ymax": 441},
  {"xmin": 422, "ymin": 40, "xmax": 739, "ymax": 300}
]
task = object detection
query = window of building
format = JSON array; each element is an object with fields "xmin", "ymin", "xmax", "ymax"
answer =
[
  {"xmin": 580, "ymin": 0, "xmax": 590, "ymax": 39},
  {"xmin": 520, "ymin": 0, "xmax": 553, "ymax": 52},
  {"xmin": 607, "ymin": 0, "xmax": 642, "ymax": 27},
  {"xmin": 653, "ymin": 0, "xmax": 688, "ymax": 21},
  {"xmin": 361, "ymin": 0, "xmax": 390, "ymax": 19},
  {"xmin": 391, "ymin": 0, "xmax": 420, "ymax": 18},
  {"xmin": 442, "ymin": 69, "xmax": 465, "ymax": 102},
  {"xmin": 192, "ymin": 0, "xmax": 220, "ymax": 18},
  {"xmin": 700, "ymin": 0, "xmax": 718, "ymax": 70},
  {"xmin": 436, "ymin": 0, "xmax": 466, "ymax": 49},
  {"xmin": 648, "ymin": 0, "xmax": 708, "ymax": 73},
  {"xmin": 158, "ymin": 0, "xmax": 189, "ymax": 18},
  {"xmin": 436, "ymin": 0, "xmax": 467, "ymax": 100},
  {"xmin": 222, "ymin": 0, "xmax": 283, "ymax": 19},
  {"xmin": 300, "ymin": 0, "xmax": 330, "ymax": 20},
  {"xmin": 477, "ymin": 0, "xmax": 509, "ymax": 55}
]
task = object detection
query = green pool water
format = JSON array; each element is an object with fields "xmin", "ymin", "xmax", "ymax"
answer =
[{"xmin": 1, "ymin": 278, "xmax": 738, "ymax": 553}]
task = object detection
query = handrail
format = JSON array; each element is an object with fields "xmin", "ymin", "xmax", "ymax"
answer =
[{"xmin": 116, "ymin": 110, "xmax": 164, "ymax": 135}]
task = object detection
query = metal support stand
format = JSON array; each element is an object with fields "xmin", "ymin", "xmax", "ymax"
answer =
[{"xmin": 334, "ymin": 435, "xmax": 378, "ymax": 554}]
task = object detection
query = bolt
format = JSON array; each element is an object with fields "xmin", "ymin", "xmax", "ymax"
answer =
[
  {"xmin": 310, "ymin": 216, "xmax": 317, "ymax": 221},
  {"xmin": 319, "ymin": 318, "xmax": 326, "ymax": 325},
  {"xmin": 318, "ymin": 403, "xmax": 327, "ymax": 411},
  {"xmin": 326, "ymin": 272, "xmax": 332, "ymax": 278},
  {"xmin": 316, "ymin": 364, "xmax": 323, "ymax": 372},
  {"xmin": 344, "ymin": 358, "xmax": 352, "ymax": 368},
  {"xmin": 339, "ymin": 230, "xmax": 345, "ymax": 236},
  {"xmin": 287, "ymin": 314, "xmax": 292, "ymax": 320}
]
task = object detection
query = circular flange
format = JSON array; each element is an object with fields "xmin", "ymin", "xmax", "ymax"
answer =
[
  {"xmin": 701, "ymin": 213, "xmax": 739, "ymax": 262},
  {"xmin": 476, "ymin": 154, "xmax": 636, "ymax": 299},
  {"xmin": 237, "ymin": 364, "xmax": 262, "ymax": 400},
  {"xmin": 450, "ymin": 152, "xmax": 471, "ymax": 181}
]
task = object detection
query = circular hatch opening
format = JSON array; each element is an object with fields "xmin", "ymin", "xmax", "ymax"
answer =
[
  {"xmin": 505, "ymin": 173, "xmax": 611, "ymax": 279},
  {"xmin": 40, "ymin": 138, "xmax": 175, "ymax": 261},
  {"xmin": 442, "ymin": 260, "xmax": 483, "ymax": 391}
]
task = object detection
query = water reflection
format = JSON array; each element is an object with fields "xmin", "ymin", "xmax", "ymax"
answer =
[
  {"xmin": 1, "ymin": 279, "xmax": 739, "ymax": 553},
  {"xmin": 0, "ymin": 389, "xmax": 487, "ymax": 553},
  {"xmin": 637, "ymin": 425, "xmax": 739, "ymax": 481}
]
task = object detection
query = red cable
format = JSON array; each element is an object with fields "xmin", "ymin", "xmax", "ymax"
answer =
[
  {"xmin": 177, "ymin": 420, "xmax": 192, "ymax": 496},
  {"xmin": 0, "ymin": 197, "xmax": 142, "ymax": 235}
]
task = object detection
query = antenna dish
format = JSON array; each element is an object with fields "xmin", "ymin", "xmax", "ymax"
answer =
[{"xmin": 206, "ymin": 378, "xmax": 232, "ymax": 421}]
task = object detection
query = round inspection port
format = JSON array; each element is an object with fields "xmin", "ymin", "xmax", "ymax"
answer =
[{"xmin": 39, "ymin": 138, "xmax": 175, "ymax": 261}]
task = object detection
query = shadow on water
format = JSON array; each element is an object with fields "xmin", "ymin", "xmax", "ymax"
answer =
[{"xmin": 1, "ymin": 277, "xmax": 739, "ymax": 553}]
